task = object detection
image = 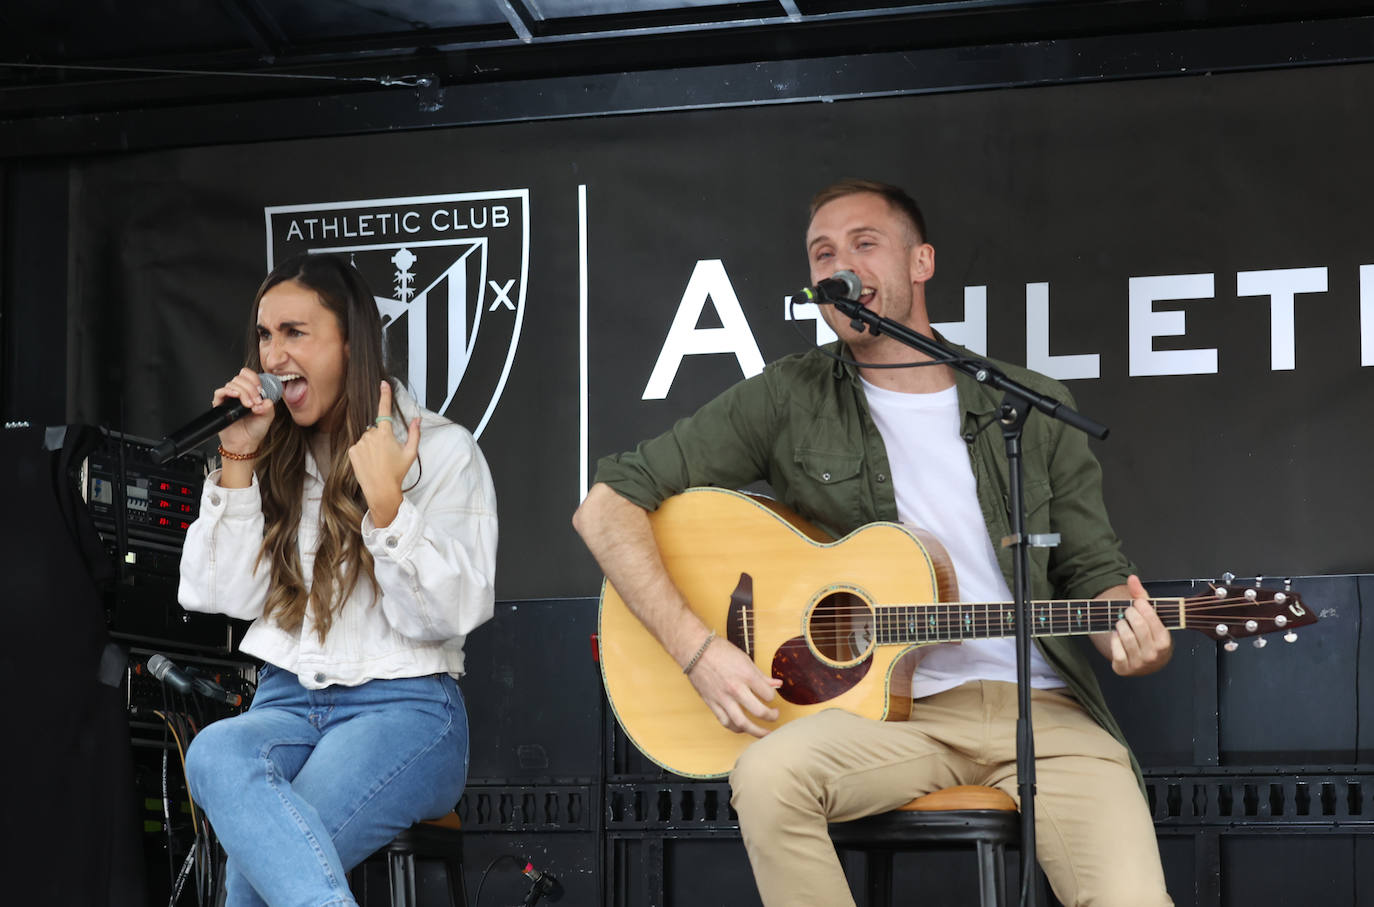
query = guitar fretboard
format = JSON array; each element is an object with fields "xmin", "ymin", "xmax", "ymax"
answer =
[{"xmin": 872, "ymin": 599, "xmax": 1184, "ymax": 646}]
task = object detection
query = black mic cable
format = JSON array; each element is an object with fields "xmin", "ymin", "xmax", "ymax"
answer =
[{"xmin": 186, "ymin": 665, "xmax": 245, "ymax": 708}]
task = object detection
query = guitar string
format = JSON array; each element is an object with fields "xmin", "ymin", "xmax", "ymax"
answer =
[
  {"xmin": 774, "ymin": 613, "xmax": 1301, "ymax": 649},
  {"xmin": 737, "ymin": 594, "xmax": 1297, "ymax": 616},
  {"xmin": 748, "ymin": 595, "xmax": 1303, "ymax": 647},
  {"xmin": 788, "ymin": 596, "xmax": 1295, "ymax": 616},
  {"xmin": 789, "ymin": 596, "xmax": 1294, "ymax": 618},
  {"xmin": 776, "ymin": 621, "xmax": 1298, "ymax": 647},
  {"xmin": 781, "ymin": 604, "xmax": 1300, "ymax": 641},
  {"xmin": 773, "ymin": 624, "xmax": 1295, "ymax": 648}
]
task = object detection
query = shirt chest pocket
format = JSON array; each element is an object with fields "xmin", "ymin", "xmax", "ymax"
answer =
[
  {"xmin": 793, "ymin": 447, "xmax": 868, "ymax": 529},
  {"xmin": 795, "ymin": 448, "xmax": 864, "ymax": 486}
]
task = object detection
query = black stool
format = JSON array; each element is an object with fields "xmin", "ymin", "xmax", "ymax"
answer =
[
  {"xmin": 829, "ymin": 785, "xmax": 1022, "ymax": 907},
  {"xmin": 354, "ymin": 812, "xmax": 468, "ymax": 907}
]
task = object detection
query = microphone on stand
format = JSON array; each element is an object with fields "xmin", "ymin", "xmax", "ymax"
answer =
[
  {"xmin": 146, "ymin": 653, "xmax": 193, "ymax": 694},
  {"xmin": 146, "ymin": 654, "xmax": 244, "ymax": 707},
  {"xmin": 795, "ymin": 270, "xmax": 862, "ymax": 305},
  {"xmin": 153, "ymin": 373, "xmax": 284, "ymax": 463}
]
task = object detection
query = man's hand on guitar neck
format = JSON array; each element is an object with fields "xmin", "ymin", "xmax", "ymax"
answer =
[
  {"xmin": 1091, "ymin": 574, "xmax": 1174, "ymax": 676},
  {"xmin": 684, "ymin": 631, "xmax": 784, "ymax": 738}
]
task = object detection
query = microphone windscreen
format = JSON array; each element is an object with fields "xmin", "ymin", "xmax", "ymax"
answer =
[
  {"xmin": 147, "ymin": 653, "xmax": 172, "ymax": 680},
  {"xmin": 258, "ymin": 373, "xmax": 285, "ymax": 402},
  {"xmin": 147, "ymin": 654, "xmax": 192, "ymax": 693},
  {"xmin": 830, "ymin": 270, "xmax": 861, "ymax": 300}
]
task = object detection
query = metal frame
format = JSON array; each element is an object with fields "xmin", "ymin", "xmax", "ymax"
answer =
[{"xmin": 4, "ymin": 13, "xmax": 1374, "ymax": 158}]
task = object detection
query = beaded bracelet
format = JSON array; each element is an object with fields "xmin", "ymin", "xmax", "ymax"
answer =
[
  {"xmin": 682, "ymin": 629, "xmax": 716, "ymax": 675},
  {"xmin": 217, "ymin": 444, "xmax": 260, "ymax": 461}
]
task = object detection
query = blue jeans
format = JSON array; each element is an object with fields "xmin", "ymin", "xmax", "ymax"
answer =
[{"xmin": 185, "ymin": 664, "xmax": 469, "ymax": 907}]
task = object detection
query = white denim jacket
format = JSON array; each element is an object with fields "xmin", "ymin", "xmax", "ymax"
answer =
[{"xmin": 178, "ymin": 389, "xmax": 497, "ymax": 689}]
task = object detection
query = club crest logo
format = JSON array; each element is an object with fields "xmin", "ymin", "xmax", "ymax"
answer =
[{"xmin": 264, "ymin": 190, "xmax": 529, "ymax": 437}]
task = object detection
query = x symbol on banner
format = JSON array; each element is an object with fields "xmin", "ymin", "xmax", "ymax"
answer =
[{"xmin": 488, "ymin": 279, "xmax": 515, "ymax": 311}]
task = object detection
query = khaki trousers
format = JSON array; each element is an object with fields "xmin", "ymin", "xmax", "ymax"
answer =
[{"xmin": 729, "ymin": 681, "xmax": 1171, "ymax": 907}]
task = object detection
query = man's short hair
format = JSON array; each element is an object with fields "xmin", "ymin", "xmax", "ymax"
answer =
[{"xmin": 808, "ymin": 178, "xmax": 929, "ymax": 245}]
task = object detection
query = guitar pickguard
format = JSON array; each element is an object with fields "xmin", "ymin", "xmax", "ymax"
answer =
[{"xmin": 771, "ymin": 636, "xmax": 872, "ymax": 705}]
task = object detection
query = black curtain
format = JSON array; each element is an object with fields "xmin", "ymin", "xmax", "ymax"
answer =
[{"xmin": 0, "ymin": 425, "xmax": 144, "ymax": 905}]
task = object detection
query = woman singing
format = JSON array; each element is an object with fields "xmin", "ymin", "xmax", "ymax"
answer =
[{"xmin": 180, "ymin": 253, "xmax": 497, "ymax": 906}]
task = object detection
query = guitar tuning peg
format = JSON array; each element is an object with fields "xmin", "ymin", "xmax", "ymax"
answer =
[
  {"xmin": 1254, "ymin": 574, "xmax": 1264, "ymax": 586},
  {"xmin": 1284, "ymin": 631, "xmax": 1298, "ymax": 643},
  {"xmin": 1224, "ymin": 640, "xmax": 1239, "ymax": 652},
  {"xmin": 1283, "ymin": 577, "xmax": 1292, "ymax": 591},
  {"xmin": 1253, "ymin": 637, "xmax": 1268, "ymax": 649},
  {"xmin": 1221, "ymin": 572, "xmax": 1236, "ymax": 584}
]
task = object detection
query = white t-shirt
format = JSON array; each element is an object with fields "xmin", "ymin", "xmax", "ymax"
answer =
[{"xmin": 860, "ymin": 377, "xmax": 1065, "ymax": 698}]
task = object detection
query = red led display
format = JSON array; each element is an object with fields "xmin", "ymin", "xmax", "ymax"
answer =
[{"xmin": 154, "ymin": 497, "xmax": 193, "ymax": 513}]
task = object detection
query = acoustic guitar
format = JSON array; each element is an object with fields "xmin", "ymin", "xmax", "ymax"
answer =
[{"xmin": 597, "ymin": 487, "xmax": 1315, "ymax": 779}]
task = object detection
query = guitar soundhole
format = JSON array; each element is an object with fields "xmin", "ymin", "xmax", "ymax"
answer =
[
  {"xmin": 770, "ymin": 591, "xmax": 875, "ymax": 707},
  {"xmin": 807, "ymin": 591, "xmax": 874, "ymax": 666}
]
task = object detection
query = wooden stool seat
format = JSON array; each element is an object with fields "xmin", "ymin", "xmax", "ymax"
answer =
[
  {"xmin": 354, "ymin": 811, "xmax": 467, "ymax": 907},
  {"xmin": 829, "ymin": 785, "xmax": 1024, "ymax": 907},
  {"xmin": 899, "ymin": 785, "xmax": 1017, "ymax": 812},
  {"xmin": 420, "ymin": 811, "xmax": 463, "ymax": 831}
]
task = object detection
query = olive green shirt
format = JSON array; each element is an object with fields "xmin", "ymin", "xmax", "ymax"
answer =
[{"xmin": 595, "ymin": 339, "xmax": 1142, "ymax": 783}]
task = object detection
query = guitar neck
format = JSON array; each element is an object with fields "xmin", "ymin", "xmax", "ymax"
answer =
[{"xmin": 873, "ymin": 598, "xmax": 1185, "ymax": 646}]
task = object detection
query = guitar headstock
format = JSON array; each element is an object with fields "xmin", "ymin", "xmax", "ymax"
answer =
[{"xmin": 1184, "ymin": 576, "xmax": 1316, "ymax": 650}]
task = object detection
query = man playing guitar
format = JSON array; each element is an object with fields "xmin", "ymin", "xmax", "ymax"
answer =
[{"xmin": 574, "ymin": 179, "xmax": 1173, "ymax": 906}]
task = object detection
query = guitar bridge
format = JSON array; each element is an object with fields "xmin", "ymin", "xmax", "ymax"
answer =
[{"xmin": 727, "ymin": 573, "xmax": 754, "ymax": 658}]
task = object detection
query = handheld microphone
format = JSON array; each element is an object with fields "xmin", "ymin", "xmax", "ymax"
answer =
[
  {"xmin": 153, "ymin": 373, "xmax": 284, "ymax": 464},
  {"xmin": 795, "ymin": 270, "xmax": 861, "ymax": 305},
  {"xmin": 146, "ymin": 653, "xmax": 193, "ymax": 695},
  {"xmin": 147, "ymin": 655, "xmax": 244, "ymax": 707}
]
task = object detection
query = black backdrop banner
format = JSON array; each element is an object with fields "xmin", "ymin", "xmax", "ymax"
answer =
[{"xmin": 67, "ymin": 62, "xmax": 1374, "ymax": 599}]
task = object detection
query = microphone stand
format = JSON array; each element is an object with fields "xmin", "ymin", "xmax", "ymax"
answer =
[{"xmin": 824, "ymin": 294, "xmax": 1109, "ymax": 907}]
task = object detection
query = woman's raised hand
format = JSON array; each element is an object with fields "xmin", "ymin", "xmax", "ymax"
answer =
[{"xmin": 348, "ymin": 380, "xmax": 421, "ymax": 528}]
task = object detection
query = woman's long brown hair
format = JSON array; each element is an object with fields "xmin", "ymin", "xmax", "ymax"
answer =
[{"xmin": 243, "ymin": 253, "xmax": 396, "ymax": 641}]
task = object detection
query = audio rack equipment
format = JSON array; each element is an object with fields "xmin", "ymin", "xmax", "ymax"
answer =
[
  {"xmin": 78, "ymin": 429, "xmax": 245, "ymax": 650},
  {"xmin": 81, "ymin": 429, "xmax": 209, "ymax": 577},
  {"xmin": 125, "ymin": 644, "xmax": 255, "ymax": 743}
]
